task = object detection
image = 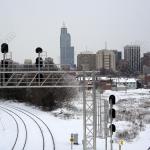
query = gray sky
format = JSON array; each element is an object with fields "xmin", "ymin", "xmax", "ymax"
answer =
[{"xmin": 0, "ymin": 0, "xmax": 150, "ymax": 63}]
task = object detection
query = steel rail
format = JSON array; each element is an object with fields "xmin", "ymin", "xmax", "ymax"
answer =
[
  {"xmin": 0, "ymin": 105, "xmax": 28, "ymax": 150},
  {"xmin": 9, "ymin": 106, "xmax": 56, "ymax": 150},
  {"xmin": 6, "ymin": 106, "xmax": 45, "ymax": 150},
  {"xmin": 0, "ymin": 106, "xmax": 19, "ymax": 150}
]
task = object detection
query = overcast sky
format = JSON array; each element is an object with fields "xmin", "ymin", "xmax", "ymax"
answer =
[{"xmin": 0, "ymin": 0, "xmax": 150, "ymax": 63}]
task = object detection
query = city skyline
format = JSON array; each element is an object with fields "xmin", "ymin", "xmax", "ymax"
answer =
[{"xmin": 0, "ymin": 0, "xmax": 150, "ymax": 63}]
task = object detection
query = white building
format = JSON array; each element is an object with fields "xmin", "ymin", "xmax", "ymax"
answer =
[
  {"xmin": 96, "ymin": 49, "xmax": 116, "ymax": 71},
  {"xmin": 112, "ymin": 78, "xmax": 137, "ymax": 90},
  {"xmin": 24, "ymin": 59, "xmax": 32, "ymax": 65}
]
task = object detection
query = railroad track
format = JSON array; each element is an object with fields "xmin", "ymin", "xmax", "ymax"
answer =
[
  {"xmin": 0, "ymin": 104, "xmax": 55, "ymax": 150},
  {"xmin": 0, "ymin": 106, "xmax": 20, "ymax": 150},
  {"xmin": 10, "ymin": 106, "xmax": 56, "ymax": 150}
]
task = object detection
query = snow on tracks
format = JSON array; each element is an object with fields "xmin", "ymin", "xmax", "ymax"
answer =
[
  {"xmin": 0, "ymin": 106, "xmax": 20, "ymax": 150},
  {"xmin": 0, "ymin": 104, "xmax": 55, "ymax": 150}
]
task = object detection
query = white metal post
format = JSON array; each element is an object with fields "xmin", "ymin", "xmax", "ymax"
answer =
[
  {"xmin": 119, "ymin": 144, "xmax": 121, "ymax": 150},
  {"xmin": 3, "ymin": 53, "xmax": 6, "ymax": 85},
  {"xmin": 83, "ymin": 72, "xmax": 86, "ymax": 150},
  {"xmin": 38, "ymin": 53, "xmax": 40, "ymax": 86},
  {"xmin": 83, "ymin": 72, "xmax": 97, "ymax": 150},
  {"xmin": 92, "ymin": 72, "xmax": 97, "ymax": 150},
  {"xmin": 104, "ymin": 100, "xmax": 108, "ymax": 150},
  {"xmin": 110, "ymin": 102, "xmax": 113, "ymax": 150}
]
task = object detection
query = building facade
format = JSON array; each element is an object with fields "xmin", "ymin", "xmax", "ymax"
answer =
[
  {"xmin": 143, "ymin": 52, "xmax": 150, "ymax": 66},
  {"xmin": 124, "ymin": 45, "xmax": 141, "ymax": 73},
  {"xmin": 117, "ymin": 59, "xmax": 129, "ymax": 74},
  {"xmin": 142, "ymin": 52, "xmax": 150, "ymax": 74},
  {"xmin": 96, "ymin": 49, "xmax": 116, "ymax": 72},
  {"xmin": 113, "ymin": 50, "xmax": 122, "ymax": 71},
  {"xmin": 60, "ymin": 24, "xmax": 74, "ymax": 67},
  {"xmin": 77, "ymin": 52, "xmax": 96, "ymax": 71},
  {"xmin": 112, "ymin": 78, "xmax": 137, "ymax": 90}
]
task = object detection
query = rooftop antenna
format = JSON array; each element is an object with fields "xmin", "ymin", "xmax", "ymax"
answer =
[
  {"xmin": 105, "ymin": 41, "xmax": 107, "ymax": 50},
  {"xmin": 85, "ymin": 45, "xmax": 88, "ymax": 52},
  {"xmin": 62, "ymin": 21, "xmax": 66, "ymax": 28}
]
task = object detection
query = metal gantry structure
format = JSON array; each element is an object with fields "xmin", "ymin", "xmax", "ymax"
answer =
[
  {"xmin": 82, "ymin": 73, "xmax": 97, "ymax": 150},
  {"xmin": 0, "ymin": 67, "xmax": 79, "ymax": 88},
  {"xmin": 0, "ymin": 64, "xmax": 98, "ymax": 150},
  {"xmin": 0, "ymin": 43, "xmax": 109, "ymax": 150},
  {"xmin": 0, "ymin": 65, "xmax": 110, "ymax": 150}
]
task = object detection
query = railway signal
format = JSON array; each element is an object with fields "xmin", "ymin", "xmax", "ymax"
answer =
[
  {"xmin": 35, "ymin": 57, "xmax": 43, "ymax": 68},
  {"xmin": 1, "ymin": 60, "xmax": 8, "ymax": 68},
  {"xmin": 1, "ymin": 43, "xmax": 8, "ymax": 53},
  {"xmin": 109, "ymin": 108, "xmax": 116, "ymax": 119},
  {"xmin": 109, "ymin": 95, "xmax": 115, "ymax": 105},
  {"xmin": 36, "ymin": 73, "xmax": 43, "ymax": 82},
  {"xmin": 109, "ymin": 95, "xmax": 116, "ymax": 150},
  {"xmin": 109, "ymin": 124, "xmax": 116, "ymax": 132},
  {"xmin": 35, "ymin": 47, "xmax": 43, "ymax": 53},
  {"xmin": 1, "ymin": 43, "xmax": 9, "ymax": 84},
  {"xmin": 35, "ymin": 47, "xmax": 43, "ymax": 85}
]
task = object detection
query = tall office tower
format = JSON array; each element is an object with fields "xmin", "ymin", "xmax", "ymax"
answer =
[
  {"xmin": 77, "ymin": 52, "xmax": 96, "ymax": 71},
  {"xmin": 60, "ymin": 24, "xmax": 74, "ymax": 67},
  {"xmin": 96, "ymin": 49, "xmax": 116, "ymax": 71},
  {"xmin": 124, "ymin": 45, "xmax": 141, "ymax": 73}
]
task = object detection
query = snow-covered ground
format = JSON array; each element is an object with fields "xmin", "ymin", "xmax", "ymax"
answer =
[{"xmin": 0, "ymin": 89, "xmax": 150, "ymax": 150}]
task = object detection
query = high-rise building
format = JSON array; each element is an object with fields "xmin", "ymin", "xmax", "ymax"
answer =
[
  {"xmin": 77, "ymin": 52, "xmax": 96, "ymax": 71},
  {"xmin": 96, "ymin": 49, "xmax": 116, "ymax": 71},
  {"xmin": 124, "ymin": 45, "xmax": 141, "ymax": 73},
  {"xmin": 60, "ymin": 24, "xmax": 74, "ymax": 67}
]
